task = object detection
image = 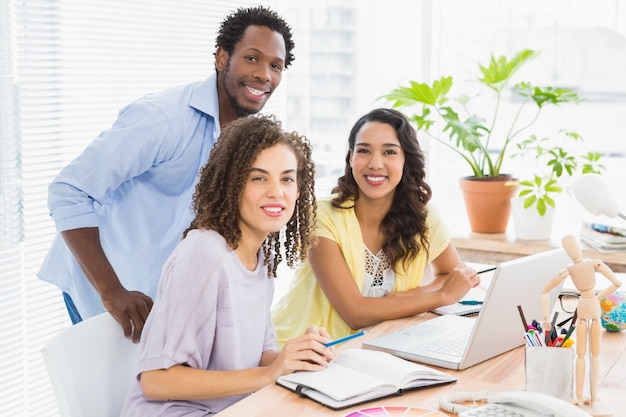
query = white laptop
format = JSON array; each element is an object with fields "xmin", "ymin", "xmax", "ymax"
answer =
[{"xmin": 362, "ymin": 248, "xmax": 571, "ymax": 370}]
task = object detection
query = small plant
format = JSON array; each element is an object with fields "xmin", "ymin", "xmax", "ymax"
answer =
[
  {"xmin": 380, "ymin": 49, "xmax": 582, "ymax": 179},
  {"xmin": 513, "ymin": 130, "xmax": 605, "ymax": 216}
]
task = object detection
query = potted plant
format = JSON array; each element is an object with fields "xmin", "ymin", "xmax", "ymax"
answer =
[
  {"xmin": 510, "ymin": 130, "xmax": 605, "ymax": 240},
  {"xmin": 380, "ymin": 49, "xmax": 583, "ymax": 233}
]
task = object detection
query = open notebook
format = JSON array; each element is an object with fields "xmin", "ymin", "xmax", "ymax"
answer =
[
  {"xmin": 363, "ymin": 248, "xmax": 571, "ymax": 370},
  {"xmin": 276, "ymin": 348, "xmax": 455, "ymax": 410}
]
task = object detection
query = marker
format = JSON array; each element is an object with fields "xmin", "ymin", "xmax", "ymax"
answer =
[
  {"xmin": 553, "ymin": 336, "xmax": 564, "ymax": 347},
  {"xmin": 547, "ymin": 311, "xmax": 559, "ymax": 345},
  {"xmin": 557, "ymin": 325, "xmax": 576, "ymax": 348},
  {"xmin": 517, "ymin": 305, "xmax": 529, "ymax": 332},
  {"xmin": 459, "ymin": 300, "xmax": 483, "ymax": 305},
  {"xmin": 324, "ymin": 330, "xmax": 365, "ymax": 347}
]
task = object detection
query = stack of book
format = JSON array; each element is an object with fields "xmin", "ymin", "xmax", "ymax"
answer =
[{"xmin": 580, "ymin": 223, "xmax": 626, "ymax": 253}]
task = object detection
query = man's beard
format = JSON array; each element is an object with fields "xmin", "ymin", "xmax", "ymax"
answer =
[{"xmin": 222, "ymin": 60, "xmax": 260, "ymax": 118}]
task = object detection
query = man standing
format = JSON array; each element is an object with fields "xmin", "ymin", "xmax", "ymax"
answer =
[{"xmin": 38, "ymin": 6, "xmax": 295, "ymax": 342}]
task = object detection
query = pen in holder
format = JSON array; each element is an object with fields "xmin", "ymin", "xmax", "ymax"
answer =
[{"xmin": 525, "ymin": 346, "xmax": 574, "ymax": 401}]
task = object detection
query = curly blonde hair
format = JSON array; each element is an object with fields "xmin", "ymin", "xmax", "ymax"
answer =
[{"xmin": 184, "ymin": 115, "xmax": 316, "ymax": 277}]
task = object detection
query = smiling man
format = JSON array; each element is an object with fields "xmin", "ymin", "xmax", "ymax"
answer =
[{"xmin": 38, "ymin": 6, "xmax": 296, "ymax": 342}]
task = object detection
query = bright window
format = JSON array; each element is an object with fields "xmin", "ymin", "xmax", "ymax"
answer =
[
  {"xmin": 3, "ymin": 1, "xmax": 626, "ymax": 415},
  {"xmin": 284, "ymin": 0, "xmax": 626, "ymax": 230},
  {"xmin": 1, "ymin": 1, "xmax": 279, "ymax": 414},
  {"xmin": 425, "ymin": 0, "xmax": 626, "ymax": 231}
]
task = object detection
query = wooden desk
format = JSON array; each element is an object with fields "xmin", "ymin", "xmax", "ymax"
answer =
[{"xmin": 217, "ymin": 313, "xmax": 626, "ymax": 416}]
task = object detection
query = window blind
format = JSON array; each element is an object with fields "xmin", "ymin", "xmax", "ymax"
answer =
[{"xmin": 1, "ymin": 0, "xmax": 280, "ymax": 415}]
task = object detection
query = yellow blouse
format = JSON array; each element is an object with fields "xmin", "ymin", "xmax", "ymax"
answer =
[{"xmin": 271, "ymin": 197, "xmax": 451, "ymax": 346}]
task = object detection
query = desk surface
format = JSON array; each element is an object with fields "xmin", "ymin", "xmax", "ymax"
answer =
[{"xmin": 217, "ymin": 313, "xmax": 626, "ymax": 417}]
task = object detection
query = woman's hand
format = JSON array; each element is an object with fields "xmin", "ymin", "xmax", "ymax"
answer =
[
  {"xmin": 267, "ymin": 325, "xmax": 334, "ymax": 380},
  {"xmin": 438, "ymin": 264, "xmax": 480, "ymax": 305}
]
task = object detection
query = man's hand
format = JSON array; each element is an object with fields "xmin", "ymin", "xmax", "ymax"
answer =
[
  {"xmin": 61, "ymin": 227, "xmax": 153, "ymax": 342},
  {"xmin": 102, "ymin": 288, "xmax": 153, "ymax": 343}
]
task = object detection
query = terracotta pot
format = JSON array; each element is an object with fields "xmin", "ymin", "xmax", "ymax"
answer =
[{"xmin": 459, "ymin": 175, "xmax": 519, "ymax": 233}]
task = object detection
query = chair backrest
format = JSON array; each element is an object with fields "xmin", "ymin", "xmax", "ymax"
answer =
[{"xmin": 41, "ymin": 312, "xmax": 139, "ymax": 417}]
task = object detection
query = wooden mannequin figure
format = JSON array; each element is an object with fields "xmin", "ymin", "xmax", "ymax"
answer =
[{"xmin": 542, "ymin": 234, "xmax": 622, "ymax": 417}]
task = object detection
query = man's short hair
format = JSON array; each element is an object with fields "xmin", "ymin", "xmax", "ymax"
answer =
[{"xmin": 215, "ymin": 6, "xmax": 295, "ymax": 69}]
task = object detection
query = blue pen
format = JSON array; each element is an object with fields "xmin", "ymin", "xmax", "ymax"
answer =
[
  {"xmin": 459, "ymin": 300, "xmax": 483, "ymax": 305},
  {"xmin": 324, "ymin": 330, "xmax": 365, "ymax": 347}
]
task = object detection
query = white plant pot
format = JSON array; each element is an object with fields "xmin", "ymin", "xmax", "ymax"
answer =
[{"xmin": 511, "ymin": 197, "xmax": 555, "ymax": 240}]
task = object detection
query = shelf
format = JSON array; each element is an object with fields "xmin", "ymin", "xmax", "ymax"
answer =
[{"xmin": 453, "ymin": 232, "xmax": 626, "ymax": 273}]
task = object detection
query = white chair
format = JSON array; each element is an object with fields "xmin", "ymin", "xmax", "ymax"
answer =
[{"xmin": 41, "ymin": 312, "xmax": 139, "ymax": 417}]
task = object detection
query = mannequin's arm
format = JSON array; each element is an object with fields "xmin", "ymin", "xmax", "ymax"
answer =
[{"xmin": 593, "ymin": 259, "xmax": 622, "ymax": 300}]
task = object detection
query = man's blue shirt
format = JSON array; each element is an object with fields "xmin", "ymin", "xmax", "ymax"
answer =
[{"xmin": 39, "ymin": 73, "xmax": 220, "ymax": 319}]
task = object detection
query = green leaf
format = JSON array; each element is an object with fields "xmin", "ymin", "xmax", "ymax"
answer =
[
  {"xmin": 381, "ymin": 76, "xmax": 453, "ymax": 106},
  {"xmin": 536, "ymin": 198, "xmax": 547, "ymax": 216},
  {"xmin": 580, "ymin": 152, "xmax": 606, "ymax": 175},
  {"xmin": 477, "ymin": 49, "xmax": 539, "ymax": 92},
  {"xmin": 544, "ymin": 184, "xmax": 562, "ymax": 193},
  {"xmin": 516, "ymin": 85, "xmax": 583, "ymax": 108},
  {"xmin": 523, "ymin": 195, "xmax": 537, "ymax": 208},
  {"xmin": 560, "ymin": 129, "xmax": 584, "ymax": 141},
  {"xmin": 546, "ymin": 148, "xmax": 577, "ymax": 177},
  {"xmin": 519, "ymin": 189, "xmax": 533, "ymax": 197},
  {"xmin": 431, "ymin": 77, "xmax": 454, "ymax": 105},
  {"xmin": 379, "ymin": 49, "xmax": 596, "ymax": 182},
  {"xmin": 410, "ymin": 109, "xmax": 435, "ymax": 131},
  {"xmin": 441, "ymin": 111, "xmax": 488, "ymax": 152}
]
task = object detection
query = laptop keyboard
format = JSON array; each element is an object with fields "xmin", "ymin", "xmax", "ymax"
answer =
[{"xmin": 417, "ymin": 328, "xmax": 471, "ymax": 357}]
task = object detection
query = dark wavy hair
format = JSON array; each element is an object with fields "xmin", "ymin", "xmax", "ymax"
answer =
[
  {"xmin": 214, "ymin": 5, "xmax": 295, "ymax": 69},
  {"xmin": 332, "ymin": 108, "xmax": 432, "ymax": 269},
  {"xmin": 184, "ymin": 115, "xmax": 316, "ymax": 277}
]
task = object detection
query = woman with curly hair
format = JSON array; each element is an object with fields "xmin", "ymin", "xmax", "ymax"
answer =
[
  {"xmin": 122, "ymin": 115, "xmax": 332, "ymax": 416},
  {"xmin": 272, "ymin": 108, "xmax": 480, "ymax": 345}
]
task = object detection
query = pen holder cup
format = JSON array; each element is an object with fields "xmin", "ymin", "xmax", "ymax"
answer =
[{"xmin": 525, "ymin": 346, "xmax": 574, "ymax": 401}]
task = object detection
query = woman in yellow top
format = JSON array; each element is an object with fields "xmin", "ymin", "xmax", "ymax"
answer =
[{"xmin": 272, "ymin": 108, "xmax": 480, "ymax": 345}]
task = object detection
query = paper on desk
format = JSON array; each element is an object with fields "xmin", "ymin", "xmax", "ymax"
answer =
[{"xmin": 431, "ymin": 264, "xmax": 495, "ymax": 316}]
